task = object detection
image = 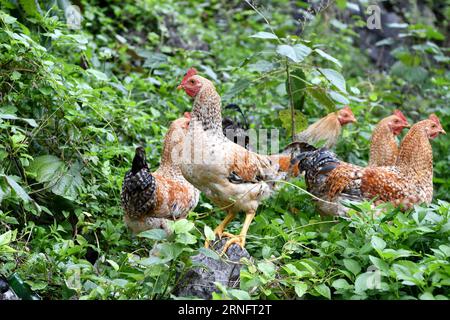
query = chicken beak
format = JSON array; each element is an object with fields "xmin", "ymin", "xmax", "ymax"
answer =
[
  {"xmin": 440, "ymin": 128, "xmax": 446, "ymax": 135},
  {"xmin": 404, "ymin": 123, "xmax": 411, "ymax": 128},
  {"xmin": 177, "ymin": 84, "xmax": 184, "ymax": 90}
]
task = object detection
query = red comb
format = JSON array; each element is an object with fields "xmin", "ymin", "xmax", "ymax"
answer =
[
  {"xmin": 341, "ymin": 105, "xmax": 354, "ymax": 115},
  {"xmin": 429, "ymin": 113, "xmax": 441, "ymax": 125},
  {"xmin": 393, "ymin": 110, "xmax": 407, "ymax": 122},
  {"xmin": 181, "ymin": 68, "xmax": 198, "ymax": 85}
]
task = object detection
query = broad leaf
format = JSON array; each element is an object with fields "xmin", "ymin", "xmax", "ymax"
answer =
[
  {"xmin": 318, "ymin": 68, "xmax": 347, "ymax": 93},
  {"xmin": 314, "ymin": 283, "xmax": 331, "ymax": 299},
  {"xmin": 294, "ymin": 283, "xmax": 308, "ymax": 298},
  {"xmin": 315, "ymin": 49, "xmax": 342, "ymax": 67},
  {"xmin": 250, "ymin": 31, "xmax": 278, "ymax": 40},
  {"xmin": 276, "ymin": 45, "xmax": 298, "ymax": 62}
]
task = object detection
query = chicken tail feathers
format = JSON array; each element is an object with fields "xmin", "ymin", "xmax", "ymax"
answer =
[
  {"xmin": 121, "ymin": 147, "xmax": 157, "ymax": 218},
  {"xmin": 131, "ymin": 146, "xmax": 148, "ymax": 174},
  {"xmin": 291, "ymin": 144, "xmax": 340, "ymax": 184}
]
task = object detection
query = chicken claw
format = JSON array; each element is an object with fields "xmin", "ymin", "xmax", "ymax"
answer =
[{"xmin": 221, "ymin": 234, "xmax": 245, "ymax": 254}]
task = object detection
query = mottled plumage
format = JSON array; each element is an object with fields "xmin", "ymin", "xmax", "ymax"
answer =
[
  {"xmin": 178, "ymin": 68, "xmax": 290, "ymax": 251},
  {"xmin": 121, "ymin": 116, "xmax": 200, "ymax": 234},
  {"xmin": 293, "ymin": 116, "xmax": 445, "ymax": 216},
  {"xmin": 368, "ymin": 110, "xmax": 409, "ymax": 167}
]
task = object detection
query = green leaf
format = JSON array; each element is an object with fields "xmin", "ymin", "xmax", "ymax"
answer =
[
  {"xmin": 11, "ymin": 71, "xmax": 21, "ymax": 81},
  {"xmin": 175, "ymin": 232, "xmax": 197, "ymax": 244},
  {"xmin": 306, "ymin": 87, "xmax": 336, "ymax": 113},
  {"xmin": 29, "ymin": 155, "xmax": 65, "ymax": 182},
  {"xmin": 248, "ymin": 60, "xmax": 276, "ymax": 73},
  {"xmin": 250, "ymin": 31, "xmax": 278, "ymax": 40},
  {"xmin": 287, "ymin": 68, "xmax": 306, "ymax": 110},
  {"xmin": 314, "ymin": 49, "xmax": 342, "ymax": 68},
  {"xmin": 204, "ymin": 225, "xmax": 216, "ymax": 241},
  {"xmin": 141, "ymin": 52, "xmax": 168, "ymax": 69},
  {"xmin": 223, "ymin": 78, "xmax": 251, "ymax": 100},
  {"xmin": 279, "ymin": 109, "xmax": 308, "ymax": 137},
  {"xmin": 87, "ymin": 69, "xmax": 109, "ymax": 81},
  {"xmin": 3, "ymin": 175, "xmax": 32, "ymax": 203},
  {"xmin": 328, "ymin": 90, "xmax": 349, "ymax": 105},
  {"xmin": 19, "ymin": 0, "xmax": 42, "ymax": 17},
  {"xmin": 106, "ymin": 259, "xmax": 120, "ymax": 271},
  {"xmin": 276, "ymin": 44, "xmax": 312, "ymax": 63},
  {"xmin": 314, "ymin": 283, "xmax": 331, "ymax": 299},
  {"xmin": 257, "ymin": 261, "xmax": 276, "ymax": 278},
  {"xmin": 277, "ymin": 45, "xmax": 298, "ymax": 62},
  {"xmin": 332, "ymin": 279, "xmax": 353, "ymax": 290},
  {"xmin": 294, "ymin": 283, "xmax": 307, "ymax": 298},
  {"xmin": 419, "ymin": 292, "xmax": 435, "ymax": 300},
  {"xmin": 229, "ymin": 289, "xmax": 251, "ymax": 300},
  {"xmin": 368, "ymin": 255, "xmax": 389, "ymax": 273},
  {"xmin": 138, "ymin": 229, "xmax": 167, "ymax": 240},
  {"xmin": 0, "ymin": 114, "xmax": 38, "ymax": 127},
  {"xmin": 0, "ymin": 12, "xmax": 17, "ymax": 24},
  {"xmin": 343, "ymin": 258, "xmax": 361, "ymax": 276},
  {"xmin": 371, "ymin": 235, "xmax": 386, "ymax": 252},
  {"xmin": 318, "ymin": 68, "xmax": 347, "ymax": 93},
  {"xmin": 293, "ymin": 44, "xmax": 312, "ymax": 62},
  {"xmin": 380, "ymin": 248, "xmax": 413, "ymax": 260},
  {"xmin": 173, "ymin": 219, "xmax": 194, "ymax": 234},
  {"xmin": 354, "ymin": 272, "xmax": 372, "ymax": 293},
  {"xmin": 0, "ymin": 230, "xmax": 12, "ymax": 246},
  {"xmin": 198, "ymin": 247, "xmax": 220, "ymax": 260},
  {"xmin": 51, "ymin": 162, "xmax": 83, "ymax": 200}
]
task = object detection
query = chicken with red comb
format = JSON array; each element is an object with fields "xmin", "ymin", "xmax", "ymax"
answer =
[
  {"xmin": 177, "ymin": 68, "xmax": 297, "ymax": 253},
  {"xmin": 294, "ymin": 106, "xmax": 357, "ymax": 149},
  {"xmin": 369, "ymin": 110, "xmax": 410, "ymax": 167}
]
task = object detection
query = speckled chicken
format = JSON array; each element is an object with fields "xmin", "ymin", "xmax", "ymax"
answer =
[
  {"xmin": 294, "ymin": 106, "xmax": 356, "ymax": 149},
  {"xmin": 292, "ymin": 114, "xmax": 445, "ymax": 216},
  {"xmin": 177, "ymin": 68, "xmax": 292, "ymax": 252},
  {"xmin": 121, "ymin": 115, "xmax": 200, "ymax": 234},
  {"xmin": 369, "ymin": 110, "xmax": 410, "ymax": 167}
]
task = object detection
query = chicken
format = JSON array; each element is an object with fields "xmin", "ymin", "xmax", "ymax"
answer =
[
  {"xmin": 177, "ymin": 68, "xmax": 288, "ymax": 252},
  {"xmin": 121, "ymin": 114, "xmax": 200, "ymax": 234},
  {"xmin": 291, "ymin": 114, "xmax": 445, "ymax": 216},
  {"xmin": 369, "ymin": 110, "xmax": 410, "ymax": 167},
  {"xmin": 294, "ymin": 106, "xmax": 357, "ymax": 149}
]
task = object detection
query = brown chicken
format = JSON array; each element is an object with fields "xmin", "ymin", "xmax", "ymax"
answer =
[
  {"xmin": 177, "ymin": 68, "xmax": 292, "ymax": 252},
  {"xmin": 294, "ymin": 106, "xmax": 356, "ymax": 149},
  {"xmin": 292, "ymin": 114, "xmax": 445, "ymax": 216},
  {"xmin": 369, "ymin": 110, "xmax": 410, "ymax": 167},
  {"xmin": 121, "ymin": 114, "xmax": 200, "ymax": 234}
]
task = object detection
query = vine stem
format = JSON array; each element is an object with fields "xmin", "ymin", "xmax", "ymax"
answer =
[{"xmin": 285, "ymin": 60, "xmax": 296, "ymax": 141}]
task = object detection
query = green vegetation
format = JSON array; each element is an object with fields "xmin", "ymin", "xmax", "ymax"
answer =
[{"xmin": 0, "ymin": 0, "xmax": 448, "ymax": 300}]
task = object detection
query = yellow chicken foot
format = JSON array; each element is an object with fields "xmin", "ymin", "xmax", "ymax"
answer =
[
  {"xmin": 204, "ymin": 211, "xmax": 236, "ymax": 248},
  {"xmin": 221, "ymin": 210, "xmax": 255, "ymax": 255}
]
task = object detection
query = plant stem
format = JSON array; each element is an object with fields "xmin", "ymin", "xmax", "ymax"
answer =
[{"xmin": 286, "ymin": 60, "xmax": 295, "ymax": 140}]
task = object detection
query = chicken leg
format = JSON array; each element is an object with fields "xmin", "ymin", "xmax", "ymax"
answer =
[
  {"xmin": 204, "ymin": 210, "xmax": 236, "ymax": 248},
  {"xmin": 222, "ymin": 210, "xmax": 256, "ymax": 254}
]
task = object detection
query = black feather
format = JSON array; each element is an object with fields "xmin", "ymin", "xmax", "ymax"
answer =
[{"xmin": 121, "ymin": 146, "xmax": 157, "ymax": 218}]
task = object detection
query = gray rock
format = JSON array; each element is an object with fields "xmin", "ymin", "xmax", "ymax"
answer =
[
  {"xmin": 174, "ymin": 239, "xmax": 251, "ymax": 299},
  {"xmin": 0, "ymin": 279, "xmax": 19, "ymax": 300},
  {"xmin": 0, "ymin": 290, "xmax": 20, "ymax": 300}
]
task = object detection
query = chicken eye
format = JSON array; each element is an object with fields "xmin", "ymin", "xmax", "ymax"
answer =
[{"xmin": 189, "ymin": 79, "xmax": 195, "ymax": 84}]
